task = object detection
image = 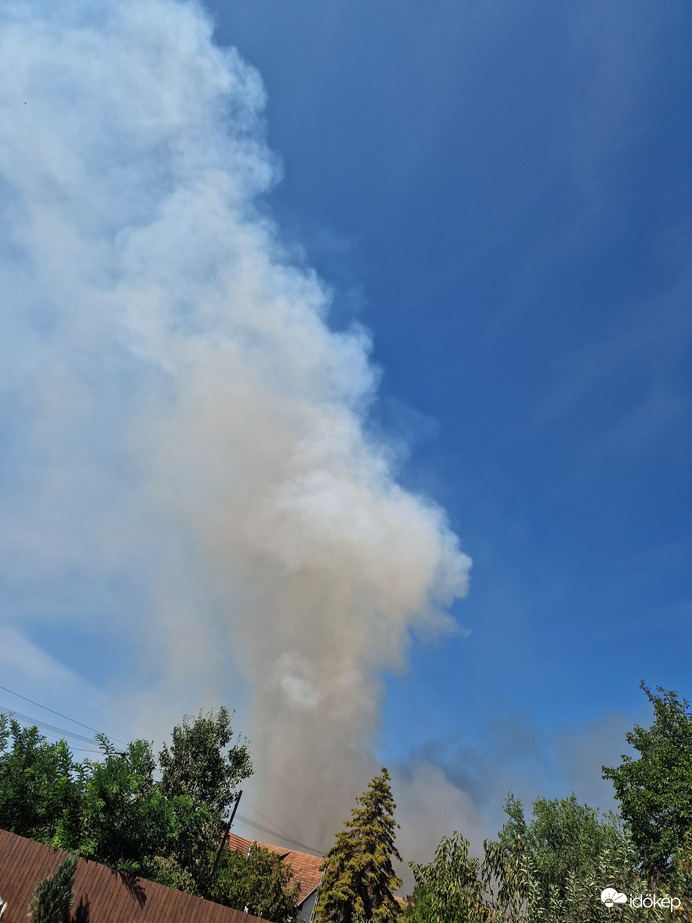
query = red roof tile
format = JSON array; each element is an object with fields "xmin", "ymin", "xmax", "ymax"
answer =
[
  {"xmin": 226, "ymin": 835, "xmax": 323, "ymax": 905},
  {"xmin": 226, "ymin": 832, "xmax": 253, "ymax": 856}
]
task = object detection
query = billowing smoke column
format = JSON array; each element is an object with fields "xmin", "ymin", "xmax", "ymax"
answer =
[{"xmin": 0, "ymin": 0, "xmax": 470, "ymax": 847}]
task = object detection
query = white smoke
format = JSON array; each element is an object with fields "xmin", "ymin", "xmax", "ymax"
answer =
[{"xmin": 0, "ymin": 0, "xmax": 470, "ymax": 848}]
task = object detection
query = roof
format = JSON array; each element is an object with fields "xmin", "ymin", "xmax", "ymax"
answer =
[
  {"xmin": 225, "ymin": 833, "xmax": 324, "ymax": 905},
  {"xmin": 0, "ymin": 828, "xmax": 267, "ymax": 923}
]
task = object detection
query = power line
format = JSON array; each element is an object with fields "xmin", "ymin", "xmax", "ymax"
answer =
[
  {"xmin": 243, "ymin": 800, "xmax": 324, "ymax": 855},
  {"xmin": 0, "ymin": 688, "xmax": 323, "ymax": 859},
  {"xmin": 0, "ymin": 684, "xmax": 127, "ymax": 744},
  {"xmin": 235, "ymin": 812, "xmax": 323, "ymax": 856},
  {"xmin": 235, "ymin": 813, "xmax": 307, "ymax": 850},
  {"xmin": 0, "ymin": 707, "xmax": 103, "ymax": 752},
  {"xmin": 0, "ymin": 706, "xmax": 97, "ymax": 744}
]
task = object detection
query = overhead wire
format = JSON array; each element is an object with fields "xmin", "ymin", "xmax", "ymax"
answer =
[
  {"xmin": 234, "ymin": 811, "xmax": 323, "ymax": 856},
  {"xmin": 0, "ymin": 707, "xmax": 103, "ymax": 753},
  {"xmin": 242, "ymin": 801, "xmax": 324, "ymax": 855},
  {"xmin": 0, "ymin": 687, "xmax": 323, "ymax": 858},
  {"xmin": 0, "ymin": 684, "xmax": 127, "ymax": 745}
]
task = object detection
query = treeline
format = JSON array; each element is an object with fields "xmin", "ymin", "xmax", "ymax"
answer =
[
  {"xmin": 0, "ymin": 707, "xmax": 299, "ymax": 923},
  {"xmin": 3, "ymin": 683, "xmax": 692, "ymax": 922},
  {"xmin": 314, "ymin": 683, "xmax": 692, "ymax": 923}
]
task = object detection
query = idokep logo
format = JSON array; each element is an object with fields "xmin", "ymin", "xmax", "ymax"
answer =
[
  {"xmin": 600, "ymin": 887, "xmax": 682, "ymax": 911},
  {"xmin": 601, "ymin": 888, "xmax": 627, "ymax": 907},
  {"xmin": 630, "ymin": 893, "xmax": 682, "ymax": 910}
]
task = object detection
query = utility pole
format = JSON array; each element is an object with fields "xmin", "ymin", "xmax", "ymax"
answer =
[{"xmin": 211, "ymin": 789, "xmax": 243, "ymax": 881}]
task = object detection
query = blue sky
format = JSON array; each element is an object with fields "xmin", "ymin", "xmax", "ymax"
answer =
[
  {"xmin": 1, "ymin": 0, "xmax": 691, "ymax": 867},
  {"xmin": 207, "ymin": 0, "xmax": 692, "ymax": 802}
]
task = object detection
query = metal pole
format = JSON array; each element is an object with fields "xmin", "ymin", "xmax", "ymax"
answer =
[{"xmin": 211, "ymin": 790, "xmax": 243, "ymax": 881}]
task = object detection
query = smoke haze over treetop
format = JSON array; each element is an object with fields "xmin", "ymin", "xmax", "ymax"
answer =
[{"xmin": 0, "ymin": 0, "xmax": 470, "ymax": 847}]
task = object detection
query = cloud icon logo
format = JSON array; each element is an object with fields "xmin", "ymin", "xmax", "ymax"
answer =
[{"xmin": 601, "ymin": 888, "xmax": 627, "ymax": 907}]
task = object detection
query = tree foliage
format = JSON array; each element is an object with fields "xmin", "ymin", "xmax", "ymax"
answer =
[
  {"xmin": 77, "ymin": 737, "xmax": 176, "ymax": 873},
  {"xmin": 142, "ymin": 854, "xmax": 200, "ymax": 895},
  {"xmin": 316, "ymin": 768, "xmax": 402, "ymax": 923},
  {"xmin": 0, "ymin": 715, "xmax": 83, "ymax": 844},
  {"xmin": 212, "ymin": 843, "xmax": 300, "ymax": 923},
  {"xmin": 7, "ymin": 679, "xmax": 692, "ymax": 922},
  {"xmin": 157, "ymin": 707, "xmax": 252, "ymax": 892},
  {"xmin": 406, "ymin": 781, "xmax": 691, "ymax": 923},
  {"xmin": 27, "ymin": 854, "xmax": 78, "ymax": 923},
  {"xmin": 159, "ymin": 706, "xmax": 251, "ymax": 826},
  {"xmin": 0, "ymin": 708, "xmax": 254, "ymax": 901},
  {"xmin": 409, "ymin": 832, "xmax": 487, "ymax": 923},
  {"xmin": 498, "ymin": 792, "xmax": 622, "ymax": 904},
  {"xmin": 407, "ymin": 827, "xmax": 666, "ymax": 923},
  {"xmin": 603, "ymin": 682, "xmax": 692, "ymax": 879}
]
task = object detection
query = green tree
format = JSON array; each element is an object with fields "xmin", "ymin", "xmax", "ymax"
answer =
[
  {"xmin": 496, "ymin": 795, "xmax": 664, "ymax": 923},
  {"xmin": 143, "ymin": 854, "xmax": 200, "ymax": 895},
  {"xmin": 403, "ymin": 882, "xmax": 433, "ymax": 923},
  {"xmin": 211, "ymin": 843, "xmax": 300, "ymax": 923},
  {"xmin": 0, "ymin": 715, "xmax": 84, "ymax": 845},
  {"xmin": 158, "ymin": 707, "xmax": 252, "ymax": 892},
  {"xmin": 78, "ymin": 736, "xmax": 179, "ymax": 873},
  {"xmin": 159, "ymin": 707, "xmax": 252, "ymax": 825},
  {"xmin": 408, "ymin": 829, "xmax": 657, "ymax": 923},
  {"xmin": 27, "ymin": 854, "xmax": 78, "ymax": 923},
  {"xmin": 316, "ymin": 768, "xmax": 402, "ymax": 923},
  {"xmin": 667, "ymin": 832, "xmax": 692, "ymax": 911},
  {"xmin": 603, "ymin": 682, "xmax": 692, "ymax": 880},
  {"xmin": 0, "ymin": 709, "xmax": 257, "ymax": 903},
  {"xmin": 482, "ymin": 837, "xmax": 541, "ymax": 923},
  {"xmin": 407, "ymin": 831, "xmax": 548, "ymax": 923},
  {"xmin": 408, "ymin": 832, "xmax": 488, "ymax": 923},
  {"xmin": 498, "ymin": 792, "xmax": 622, "ymax": 904}
]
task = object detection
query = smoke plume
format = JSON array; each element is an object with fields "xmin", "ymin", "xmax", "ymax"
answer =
[{"xmin": 0, "ymin": 0, "xmax": 470, "ymax": 849}]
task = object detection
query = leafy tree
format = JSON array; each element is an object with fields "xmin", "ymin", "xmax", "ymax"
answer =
[
  {"xmin": 77, "ymin": 736, "xmax": 178, "ymax": 873},
  {"xmin": 407, "ymin": 831, "xmax": 547, "ymax": 923},
  {"xmin": 403, "ymin": 883, "xmax": 433, "ymax": 923},
  {"xmin": 408, "ymin": 828, "xmax": 658, "ymax": 923},
  {"xmin": 160, "ymin": 788, "xmax": 218, "ymax": 892},
  {"xmin": 0, "ymin": 716, "xmax": 84, "ymax": 845},
  {"xmin": 211, "ymin": 843, "xmax": 300, "ymax": 923},
  {"xmin": 498, "ymin": 792, "xmax": 622, "ymax": 904},
  {"xmin": 667, "ymin": 832, "xmax": 692, "ymax": 910},
  {"xmin": 0, "ymin": 715, "xmax": 179, "ymax": 871},
  {"xmin": 0, "ymin": 709, "xmax": 258, "ymax": 902},
  {"xmin": 159, "ymin": 707, "xmax": 252, "ymax": 825},
  {"xmin": 143, "ymin": 854, "xmax": 200, "ymax": 895},
  {"xmin": 158, "ymin": 707, "xmax": 252, "ymax": 892},
  {"xmin": 603, "ymin": 682, "xmax": 692, "ymax": 879},
  {"xmin": 316, "ymin": 768, "xmax": 402, "ymax": 923},
  {"xmin": 27, "ymin": 854, "xmax": 78, "ymax": 923},
  {"xmin": 409, "ymin": 832, "xmax": 488, "ymax": 923},
  {"xmin": 494, "ymin": 798, "xmax": 669, "ymax": 923},
  {"xmin": 482, "ymin": 837, "xmax": 541, "ymax": 923}
]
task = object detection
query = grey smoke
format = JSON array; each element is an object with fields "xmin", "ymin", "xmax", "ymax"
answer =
[{"xmin": 0, "ymin": 0, "xmax": 471, "ymax": 849}]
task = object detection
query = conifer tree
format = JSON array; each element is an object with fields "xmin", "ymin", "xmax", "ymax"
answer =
[
  {"xmin": 27, "ymin": 854, "xmax": 78, "ymax": 923},
  {"xmin": 316, "ymin": 768, "xmax": 402, "ymax": 923}
]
